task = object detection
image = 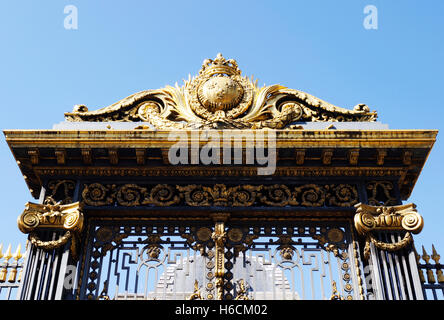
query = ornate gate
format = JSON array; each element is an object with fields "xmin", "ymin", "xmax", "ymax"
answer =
[
  {"xmin": 4, "ymin": 54, "xmax": 438, "ymax": 300},
  {"xmin": 77, "ymin": 216, "xmax": 365, "ymax": 300}
]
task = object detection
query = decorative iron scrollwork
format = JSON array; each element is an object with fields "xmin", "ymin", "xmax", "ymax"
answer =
[
  {"xmin": 180, "ymin": 226, "xmax": 214, "ymax": 256},
  {"xmin": 188, "ymin": 280, "xmax": 203, "ymax": 300},
  {"xmin": 47, "ymin": 180, "xmax": 76, "ymax": 204},
  {"xmin": 313, "ymin": 227, "xmax": 347, "ymax": 258},
  {"xmin": 365, "ymin": 181, "xmax": 398, "ymax": 206},
  {"xmin": 81, "ymin": 220, "xmax": 362, "ymax": 300},
  {"xmin": 81, "ymin": 183, "xmax": 359, "ymax": 208},
  {"xmin": 234, "ymin": 279, "xmax": 250, "ymax": 300}
]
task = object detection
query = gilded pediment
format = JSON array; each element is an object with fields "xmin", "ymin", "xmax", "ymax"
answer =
[{"xmin": 64, "ymin": 54, "xmax": 377, "ymax": 129}]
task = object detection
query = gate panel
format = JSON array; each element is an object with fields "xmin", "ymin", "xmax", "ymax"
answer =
[
  {"xmin": 225, "ymin": 221, "xmax": 364, "ymax": 300},
  {"xmin": 79, "ymin": 220, "xmax": 215, "ymax": 300},
  {"xmin": 78, "ymin": 219, "xmax": 365, "ymax": 300}
]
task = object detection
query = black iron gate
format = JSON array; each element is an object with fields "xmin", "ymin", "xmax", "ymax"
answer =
[{"xmin": 77, "ymin": 217, "xmax": 365, "ymax": 300}]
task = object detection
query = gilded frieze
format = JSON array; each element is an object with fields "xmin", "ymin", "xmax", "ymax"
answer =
[{"xmin": 81, "ymin": 182, "xmax": 359, "ymax": 208}]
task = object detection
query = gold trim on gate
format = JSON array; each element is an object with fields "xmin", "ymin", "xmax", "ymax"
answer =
[
  {"xmin": 354, "ymin": 203, "xmax": 423, "ymax": 259},
  {"xmin": 210, "ymin": 213, "xmax": 229, "ymax": 300},
  {"xmin": 17, "ymin": 198, "xmax": 84, "ymax": 259}
]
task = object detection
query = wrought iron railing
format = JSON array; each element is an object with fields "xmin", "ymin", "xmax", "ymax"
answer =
[
  {"xmin": 415, "ymin": 245, "xmax": 444, "ymax": 300},
  {"xmin": 0, "ymin": 243, "xmax": 25, "ymax": 300},
  {"xmin": 1, "ymin": 240, "xmax": 443, "ymax": 300}
]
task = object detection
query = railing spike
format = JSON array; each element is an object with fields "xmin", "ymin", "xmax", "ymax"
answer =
[
  {"xmin": 431, "ymin": 244, "xmax": 444, "ymax": 284},
  {"xmin": 422, "ymin": 245, "xmax": 430, "ymax": 264},
  {"xmin": 3, "ymin": 244, "xmax": 12, "ymax": 261},
  {"xmin": 13, "ymin": 244, "xmax": 22, "ymax": 261},
  {"xmin": 0, "ymin": 243, "xmax": 3, "ymax": 260},
  {"xmin": 431, "ymin": 244, "xmax": 440, "ymax": 263},
  {"xmin": 414, "ymin": 246, "xmax": 426, "ymax": 283},
  {"xmin": 0, "ymin": 245, "xmax": 10, "ymax": 282}
]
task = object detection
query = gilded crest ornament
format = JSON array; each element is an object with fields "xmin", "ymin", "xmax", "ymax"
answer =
[
  {"xmin": 65, "ymin": 54, "xmax": 377, "ymax": 128},
  {"xmin": 187, "ymin": 53, "xmax": 254, "ymax": 121}
]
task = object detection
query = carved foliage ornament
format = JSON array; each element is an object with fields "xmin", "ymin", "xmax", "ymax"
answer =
[
  {"xmin": 354, "ymin": 203, "xmax": 423, "ymax": 259},
  {"xmin": 65, "ymin": 54, "xmax": 377, "ymax": 129},
  {"xmin": 17, "ymin": 198, "xmax": 84, "ymax": 259},
  {"xmin": 81, "ymin": 183, "xmax": 359, "ymax": 208}
]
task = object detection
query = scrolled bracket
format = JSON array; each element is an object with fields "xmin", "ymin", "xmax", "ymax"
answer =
[
  {"xmin": 354, "ymin": 203, "xmax": 423, "ymax": 260},
  {"xmin": 17, "ymin": 200, "xmax": 84, "ymax": 260}
]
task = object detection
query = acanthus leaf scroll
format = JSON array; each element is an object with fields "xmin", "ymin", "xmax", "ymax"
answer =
[{"xmin": 65, "ymin": 54, "xmax": 377, "ymax": 129}]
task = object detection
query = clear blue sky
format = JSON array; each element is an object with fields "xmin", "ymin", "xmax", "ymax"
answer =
[{"xmin": 0, "ymin": 0, "xmax": 443, "ymax": 258}]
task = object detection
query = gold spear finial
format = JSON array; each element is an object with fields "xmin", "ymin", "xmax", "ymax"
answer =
[
  {"xmin": 7, "ymin": 245, "xmax": 22, "ymax": 283},
  {"xmin": 413, "ymin": 246, "xmax": 426, "ymax": 283},
  {"xmin": 0, "ymin": 244, "xmax": 12, "ymax": 282},
  {"xmin": 13, "ymin": 244, "xmax": 22, "ymax": 261},
  {"xmin": 431, "ymin": 244, "xmax": 440, "ymax": 264},
  {"xmin": 0, "ymin": 243, "xmax": 3, "ymax": 260},
  {"xmin": 422, "ymin": 246, "xmax": 436, "ymax": 283},
  {"xmin": 431, "ymin": 244, "xmax": 444, "ymax": 283},
  {"xmin": 3, "ymin": 244, "xmax": 12, "ymax": 262},
  {"xmin": 422, "ymin": 245, "xmax": 430, "ymax": 263}
]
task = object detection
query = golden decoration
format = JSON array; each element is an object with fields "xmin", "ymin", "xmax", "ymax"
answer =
[
  {"xmin": 95, "ymin": 226, "xmax": 114, "ymax": 243},
  {"xmin": 313, "ymin": 235, "xmax": 341, "ymax": 258},
  {"xmin": 294, "ymin": 184, "xmax": 325, "ymax": 207},
  {"xmin": 417, "ymin": 245, "xmax": 444, "ymax": 284},
  {"xmin": 18, "ymin": 200, "xmax": 83, "ymax": 234},
  {"xmin": 81, "ymin": 182, "xmax": 359, "ymax": 208},
  {"xmin": 47, "ymin": 180, "xmax": 76, "ymax": 204},
  {"xmin": 312, "ymin": 227, "xmax": 348, "ymax": 258},
  {"xmin": 82, "ymin": 183, "xmax": 115, "ymax": 206},
  {"xmin": 17, "ymin": 198, "xmax": 84, "ymax": 259},
  {"xmin": 35, "ymin": 167, "xmax": 408, "ymax": 181},
  {"xmin": 234, "ymin": 279, "xmax": 250, "ymax": 300},
  {"xmin": 327, "ymin": 184, "xmax": 359, "ymax": 207},
  {"xmin": 354, "ymin": 203, "xmax": 423, "ymax": 260},
  {"xmin": 211, "ymin": 218, "xmax": 227, "ymax": 300},
  {"xmin": 65, "ymin": 54, "xmax": 377, "ymax": 129},
  {"xmin": 330, "ymin": 280, "xmax": 345, "ymax": 300},
  {"xmin": 366, "ymin": 181, "xmax": 398, "ymax": 206},
  {"xmin": 95, "ymin": 226, "xmax": 130, "ymax": 257},
  {"xmin": 327, "ymin": 228, "xmax": 345, "ymax": 243},
  {"xmin": 196, "ymin": 227, "xmax": 212, "ymax": 242},
  {"xmin": 275, "ymin": 235, "xmax": 296, "ymax": 260},
  {"xmin": 227, "ymin": 228, "xmax": 243, "ymax": 243},
  {"xmin": 431, "ymin": 245, "xmax": 444, "ymax": 283},
  {"xmin": 188, "ymin": 280, "xmax": 203, "ymax": 300},
  {"xmin": 363, "ymin": 232, "xmax": 413, "ymax": 260},
  {"xmin": 181, "ymin": 227, "xmax": 215, "ymax": 256},
  {"xmin": 142, "ymin": 234, "xmax": 163, "ymax": 259},
  {"xmin": 0, "ymin": 243, "xmax": 24, "ymax": 284},
  {"xmin": 354, "ymin": 203, "xmax": 423, "ymax": 236}
]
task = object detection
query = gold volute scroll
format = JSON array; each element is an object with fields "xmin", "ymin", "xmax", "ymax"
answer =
[
  {"xmin": 17, "ymin": 199, "xmax": 84, "ymax": 259},
  {"xmin": 354, "ymin": 203, "xmax": 423, "ymax": 236},
  {"xmin": 354, "ymin": 203, "xmax": 423, "ymax": 259}
]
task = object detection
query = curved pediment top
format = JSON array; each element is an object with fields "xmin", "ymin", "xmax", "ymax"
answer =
[{"xmin": 64, "ymin": 54, "xmax": 377, "ymax": 129}]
